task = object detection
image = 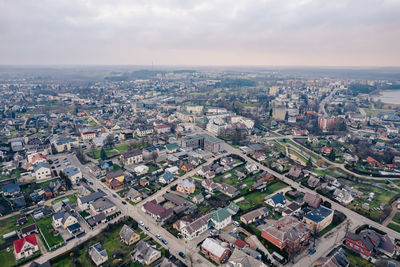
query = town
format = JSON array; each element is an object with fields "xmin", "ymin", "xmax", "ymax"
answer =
[{"xmin": 0, "ymin": 67, "xmax": 400, "ymax": 267}]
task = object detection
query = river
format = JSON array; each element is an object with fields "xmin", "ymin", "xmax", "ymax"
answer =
[{"xmin": 374, "ymin": 90, "xmax": 400, "ymax": 105}]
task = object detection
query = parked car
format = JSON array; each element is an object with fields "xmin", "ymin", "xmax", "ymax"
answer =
[
  {"xmin": 139, "ymin": 221, "xmax": 145, "ymax": 226},
  {"xmin": 145, "ymin": 226, "xmax": 150, "ymax": 231},
  {"xmin": 112, "ymin": 194, "xmax": 117, "ymax": 198},
  {"xmin": 309, "ymin": 248, "xmax": 316, "ymax": 255},
  {"xmin": 156, "ymin": 234, "xmax": 162, "ymax": 240},
  {"xmin": 179, "ymin": 252, "xmax": 186, "ymax": 258},
  {"xmin": 233, "ymin": 221, "xmax": 240, "ymax": 227},
  {"xmin": 162, "ymin": 239, "xmax": 168, "ymax": 245},
  {"xmin": 121, "ymin": 201, "xmax": 127, "ymax": 205}
]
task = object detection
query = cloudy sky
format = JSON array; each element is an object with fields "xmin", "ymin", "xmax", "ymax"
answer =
[{"xmin": 0, "ymin": 0, "xmax": 399, "ymax": 66}]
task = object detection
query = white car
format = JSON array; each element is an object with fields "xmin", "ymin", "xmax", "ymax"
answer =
[{"xmin": 139, "ymin": 221, "xmax": 145, "ymax": 226}]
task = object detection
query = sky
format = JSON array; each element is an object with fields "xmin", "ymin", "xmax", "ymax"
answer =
[{"xmin": 0, "ymin": 0, "xmax": 400, "ymax": 66}]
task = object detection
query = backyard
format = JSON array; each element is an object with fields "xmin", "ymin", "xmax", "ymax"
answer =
[
  {"xmin": 36, "ymin": 216, "xmax": 64, "ymax": 249},
  {"xmin": 0, "ymin": 215, "xmax": 35, "ymax": 245},
  {"xmin": 51, "ymin": 219, "xmax": 149, "ymax": 267},
  {"xmin": 51, "ymin": 194, "xmax": 78, "ymax": 205},
  {"xmin": 236, "ymin": 181, "xmax": 288, "ymax": 211}
]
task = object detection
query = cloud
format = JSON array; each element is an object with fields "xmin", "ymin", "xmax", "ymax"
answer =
[{"xmin": 0, "ymin": 0, "xmax": 399, "ymax": 66}]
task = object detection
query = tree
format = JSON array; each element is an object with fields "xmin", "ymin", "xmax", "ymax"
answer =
[
  {"xmin": 60, "ymin": 171, "xmax": 72, "ymax": 189},
  {"xmin": 104, "ymin": 134, "xmax": 114, "ymax": 148},
  {"xmin": 100, "ymin": 148, "xmax": 107, "ymax": 160},
  {"xmin": 328, "ymin": 149, "xmax": 336, "ymax": 161},
  {"xmin": 306, "ymin": 157, "xmax": 313, "ymax": 169},
  {"xmin": 150, "ymin": 151, "xmax": 158, "ymax": 163}
]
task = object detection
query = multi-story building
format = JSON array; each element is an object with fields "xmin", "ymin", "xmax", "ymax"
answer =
[{"xmin": 260, "ymin": 216, "xmax": 310, "ymax": 255}]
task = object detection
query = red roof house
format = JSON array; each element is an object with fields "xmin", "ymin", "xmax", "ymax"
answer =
[{"xmin": 13, "ymin": 233, "xmax": 39, "ymax": 260}]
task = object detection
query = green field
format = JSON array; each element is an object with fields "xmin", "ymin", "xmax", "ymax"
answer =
[
  {"xmin": 0, "ymin": 247, "xmax": 16, "ymax": 267},
  {"xmin": 36, "ymin": 216, "xmax": 64, "ymax": 248},
  {"xmin": 51, "ymin": 194, "xmax": 77, "ymax": 205}
]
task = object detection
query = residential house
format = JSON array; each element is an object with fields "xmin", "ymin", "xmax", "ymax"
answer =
[
  {"xmin": 105, "ymin": 170, "xmax": 125, "ymax": 184},
  {"xmin": 253, "ymin": 152, "xmax": 266, "ymax": 162},
  {"xmin": 142, "ymin": 200, "xmax": 173, "ymax": 222},
  {"xmin": 53, "ymin": 211, "xmax": 78, "ymax": 229},
  {"xmin": 202, "ymin": 179, "xmax": 218, "ymax": 193},
  {"xmin": 333, "ymin": 189, "xmax": 354, "ymax": 205},
  {"xmin": 13, "ymin": 234, "xmax": 39, "ymax": 260},
  {"xmin": 2, "ymin": 183, "xmax": 21, "ymax": 196},
  {"xmin": 181, "ymin": 215, "xmax": 210, "ymax": 240},
  {"xmin": 265, "ymin": 192, "xmax": 286, "ymax": 208},
  {"xmin": 126, "ymin": 188, "xmax": 142, "ymax": 203},
  {"xmin": 90, "ymin": 197, "xmax": 117, "ymax": 215},
  {"xmin": 120, "ymin": 149, "xmax": 143, "ymax": 165},
  {"xmin": 180, "ymin": 162, "xmax": 193, "ymax": 172},
  {"xmin": 315, "ymin": 247, "xmax": 350, "ymax": 267},
  {"xmin": 165, "ymin": 143, "xmax": 179, "ymax": 153},
  {"xmin": 20, "ymin": 224, "xmax": 37, "ymax": 237},
  {"xmin": 303, "ymin": 205, "xmax": 334, "ymax": 233},
  {"xmin": 132, "ymin": 240, "xmax": 161, "ymax": 265},
  {"xmin": 159, "ymin": 171, "xmax": 174, "ymax": 184},
  {"xmin": 89, "ymin": 242, "xmax": 108, "ymax": 266},
  {"xmin": 304, "ymin": 192, "xmax": 322, "ymax": 208},
  {"xmin": 33, "ymin": 162, "xmax": 51, "ymax": 180},
  {"xmin": 62, "ymin": 166, "xmax": 82, "ymax": 184},
  {"xmin": 228, "ymin": 248, "xmax": 267, "ymax": 267},
  {"xmin": 77, "ymin": 190, "xmax": 107, "ymax": 210},
  {"xmin": 282, "ymin": 202, "xmax": 302, "ymax": 217},
  {"xmin": 345, "ymin": 229, "xmax": 395, "ymax": 257},
  {"xmin": 307, "ymin": 176, "xmax": 321, "ymax": 189},
  {"xmin": 181, "ymin": 214, "xmax": 210, "ymax": 240},
  {"xmin": 209, "ymin": 208, "xmax": 232, "ymax": 230},
  {"xmin": 218, "ymin": 183, "xmax": 239, "ymax": 198},
  {"xmin": 259, "ymin": 216, "xmax": 310, "ymax": 254},
  {"xmin": 176, "ymin": 179, "xmax": 195, "ymax": 194},
  {"xmin": 287, "ymin": 167, "xmax": 303, "ymax": 180},
  {"xmin": 134, "ymin": 165, "xmax": 149, "ymax": 176},
  {"xmin": 245, "ymin": 162, "xmax": 258, "ymax": 174},
  {"xmin": 119, "ymin": 224, "xmax": 140, "ymax": 245},
  {"xmin": 193, "ymin": 194, "xmax": 204, "ymax": 204},
  {"xmin": 109, "ymin": 178, "xmax": 124, "ymax": 190},
  {"xmin": 240, "ymin": 207, "xmax": 269, "ymax": 224},
  {"xmin": 201, "ymin": 238, "xmax": 231, "ymax": 264}
]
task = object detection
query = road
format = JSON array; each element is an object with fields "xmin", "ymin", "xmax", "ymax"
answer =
[
  {"xmin": 288, "ymin": 138, "xmax": 400, "ymax": 180},
  {"xmin": 74, "ymin": 153, "xmax": 223, "ymax": 267},
  {"xmin": 319, "ymin": 87, "xmax": 338, "ymax": 116},
  {"xmin": 216, "ymin": 139, "xmax": 400, "ymax": 264}
]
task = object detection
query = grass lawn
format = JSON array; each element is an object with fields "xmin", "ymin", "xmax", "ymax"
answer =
[
  {"xmin": 51, "ymin": 194, "xmax": 77, "ymax": 205},
  {"xmin": 52, "ymin": 221, "xmax": 144, "ymax": 267},
  {"xmin": 393, "ymin": 213, "xmax": 400, "ymax": 224},
  {"xmin": 36, "ymin": 216, "xmax": 64, "ymax": 248},
  {"xmin": 237, "ymin": 181, "xmax": 287, "ymax": 211},
  {"xmin": 90, "ymin": 148, "xmax": 119, "ymax": 159},
  {"xmin": 37, "ymin": 178, "xmax": 58, "ymax": 188},
  {"xmin": 388, "ymin": 223, "xmax": 400, "ymax": 233},
  {"xmin": 113, "ymin": 164, "xmax": 122, "ymax": 171},
  {"xmin": 0, "ymin": 247, "xmax": 16, "ymax": 267},
  {"xmin": 115, "ymin": 144, "xmax": 130, "ymax": 153},
  {"xmin": 343, "ymin": 248, "xmax": 374, "ymax": 267},
  {"xmin": 146, "ymin": 164, "xmax": 159, "ymax": 173}
]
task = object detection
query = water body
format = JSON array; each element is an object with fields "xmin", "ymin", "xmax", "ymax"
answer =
[{"xmin": 374, "ymin": 90, "xmax": 400, "ymax": 105}]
